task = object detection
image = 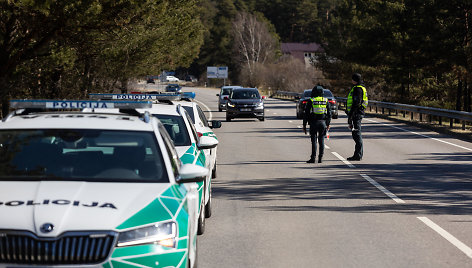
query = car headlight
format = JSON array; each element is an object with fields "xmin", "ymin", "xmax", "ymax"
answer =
[
  {"xmin": 117, "ymin": 221, "xmax": 177, "ymax": 248},
  {"xmin": 227, "ymin": 102, "xmax": 235, "ymax": 108}
]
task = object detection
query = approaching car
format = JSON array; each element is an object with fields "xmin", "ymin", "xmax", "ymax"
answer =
[
  {"xmin": 165, "ymin": 83, "xmax": 182, "ymax": 93},
  {"xmin": 216, "ymin": 85, "xmax": 242, "ymax": 112},
  {"xmin": 226, "ymin": 87, "xmax": 265, "ymax": 122},
  {"xmin": 180, "ymin": 101, "xmax": 221, "ymax": 181},
  {"xmin": 0, "ymin": 99, "xmax": 206, "ymax": 267},
  {"xmin": 166, "ymin": 75, "xmax": 180, "ymax": 82},
  {"xmin": 296, "ymin": 88, "xmax": 339, "ymax": 119}
]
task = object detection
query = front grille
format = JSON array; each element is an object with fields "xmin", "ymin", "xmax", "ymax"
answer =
[{"xmin": 0, "ymin": 231, "xmax": 117, "ymax": 265}]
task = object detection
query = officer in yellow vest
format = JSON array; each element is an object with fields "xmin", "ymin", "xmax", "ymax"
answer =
[
  {"xmin": 303, "ymin": 86, "xmax": 332, "ymax": 163},
  {"xmin": 346, "ymin": 73, "xmax": 368, "ymax": 161}
]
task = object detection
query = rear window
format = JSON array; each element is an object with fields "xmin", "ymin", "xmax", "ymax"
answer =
[{"xmin": 0, "ymin": 129, "xmax": 168, "ymax": 182}]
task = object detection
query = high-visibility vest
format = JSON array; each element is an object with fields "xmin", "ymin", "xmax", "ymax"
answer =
[
  {"xmin": 311, "ymin": 97, "xmax": 328, "ymax": 114},
  {"xmin": 347, "ymin": 85, "xmax": 368, "ymax": 112}
]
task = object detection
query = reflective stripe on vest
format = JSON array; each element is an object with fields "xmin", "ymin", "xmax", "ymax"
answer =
[
  {"xmin": 347, "ymin": 85, "xmax": 368, "ymax": 112},
  {"xmin": 311, "ymin": 97, "xmax": 328, "ymax": 114}
]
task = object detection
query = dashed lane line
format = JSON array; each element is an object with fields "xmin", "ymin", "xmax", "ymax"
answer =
[
  {"xmin": 331, "ymin": 152, "xmax": 355, "ymax": 168},
  {"xmin": 360, "ymin": 174, "xmax": 405, "ymax": 204},
  {"xmin": 418, "ymin": 217, "xmax": 472, "ymax": 259}
]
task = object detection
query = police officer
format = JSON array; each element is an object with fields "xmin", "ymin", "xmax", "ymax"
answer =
[
  {"xmin": 346, "ymin": 73, "xmax": 368, "ymax": 161},
  {"xmin": 303, "ymin": 85, "xmax": 331, "ymax": 163}
]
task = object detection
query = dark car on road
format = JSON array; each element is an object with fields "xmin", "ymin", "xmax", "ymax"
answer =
[
  {"xmin": 165, "ymin": 84, "xmax": 182, "ymax": 93},
  {"xmin": 225, "ymin": 88, "xmax": 265, "ymax": 122},
  {"xmin": 296, "ymin": 88, "xmax": 339, "ymax": 119},
  {"xmin": 217, "ymin": 86, "xmax": 242, "ymax": 112}
]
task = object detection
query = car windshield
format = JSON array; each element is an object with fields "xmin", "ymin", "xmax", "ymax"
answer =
[
  {"xmin": 221, "ymin": 88, "xmax": 232, "ymax": 95},
  {"xmin": 231, "ymin": 90, "xmax": 260, "ymax": 99},
  {"xmin": 154, "ymin": 114, "xmax": 191, "ymax": 146},
  {"xmin": 0, "ymin": 129, "xmax": 168, "ymax": 182},
  {"xmin": 303, "ymin": 90, "xmax": 312, "ymax": 97}
]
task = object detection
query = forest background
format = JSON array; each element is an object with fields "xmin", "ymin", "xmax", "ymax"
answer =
[{"xmin": 1, "ymin": 0, "xmax": 472, "ymax": 116}]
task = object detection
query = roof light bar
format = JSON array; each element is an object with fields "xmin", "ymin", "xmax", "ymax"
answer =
[
  {"xmin": 89, "ymin": 92, "xmax": 195, "ymax": 101},
  {"xmin": 10, "ymin": 99, "xmax": 152, "ymax": 109}
]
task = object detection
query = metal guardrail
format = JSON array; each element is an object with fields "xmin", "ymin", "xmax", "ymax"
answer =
[{"xmin": 272, "ymin": 91, "xmax": 472, "ymax": 130}]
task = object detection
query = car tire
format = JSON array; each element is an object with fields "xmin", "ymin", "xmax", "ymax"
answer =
[
  {"xmin": 218, "ymin": 107, "xmax": 222, "ymax": 112},
  {"xmin": 332, "ymin": 114, "xmax": 338, "ymax": 119},
  {"xmin": 197, "ymin": 201, "xmax": 205, "ymax": 235},
  {"xmin": 226, "ymin": 115, "xmax": 231, "ymax": 122},
  {"xmin": 205, "ymin": 185, "xmax": 212, "ymax": 218}
]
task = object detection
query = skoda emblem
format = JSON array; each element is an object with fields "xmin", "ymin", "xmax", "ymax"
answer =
[{"xmin": 40, "ymin": 223, "xmax": 54, "ymax": 233}]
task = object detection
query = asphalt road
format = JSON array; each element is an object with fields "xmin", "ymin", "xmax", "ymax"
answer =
[{"xmin": 187, "ymin": 86, "xmax": 472, "ymax": 268}]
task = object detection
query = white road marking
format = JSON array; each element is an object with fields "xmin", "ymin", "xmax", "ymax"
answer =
[
  {"xmin": 418, "ymin": 217, "xmax": 472, "ymax": 259},
  {"xmin": 194, "ymin": 99, "xmax": 213, "ymax": 121},
  {"xmin": 366, "ymin": 119, "xmax": 472, "ymax": 152},
  {"xmin": 331, "ymin": 152, "xmax": 355, "ymax": 168},
  {"xmin": 273, "ymin": 112, "xmax": 278, "ymax": 115},
  {"xmin": 297, "ymin": 125, "xmax": 302, "ymax": 128},
  {"xmin": 289, "ymin": 120, "xmax": 293, "ymax": 123},
  {"xmin": 360, "ymin": 174, "xmax": 405, "ymax": 203},
  {"xmin": 325, "ymin": 145, "xmax": 330, "ymax": 149}
]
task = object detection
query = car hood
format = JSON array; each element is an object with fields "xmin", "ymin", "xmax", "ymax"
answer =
[
  {"xmin": 0, "ymin": 181, "xmax": 173, "ymax": 236},
  {"xmin": 228, "ymin": 99, "xmax": 262, "ymax": 105}
]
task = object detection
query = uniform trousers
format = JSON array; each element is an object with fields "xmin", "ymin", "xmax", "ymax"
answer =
[{"xmin": 309, "ymin": 120, "xmax": 327, "ymax": 160}]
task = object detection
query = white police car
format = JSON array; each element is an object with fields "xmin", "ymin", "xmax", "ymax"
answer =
[
  {"xmin": 179, "ymin": 101, "xmax": 221, "ymax": 180},
  {"xmin": 0, "ymin": 100, "xmax": 206, "ymax": 267},
  {"xmin": 89, "ymin": 93, "xmax": 217, "ymax": 235}
]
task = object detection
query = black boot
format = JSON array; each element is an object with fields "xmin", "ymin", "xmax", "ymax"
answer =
[
  {"xmin": 318, "ymin": 157, "xmax": 322, "ymax": 163},
  {"xmin": 306, "ymin": 158, "xmax": 315, "ymax": 163}
]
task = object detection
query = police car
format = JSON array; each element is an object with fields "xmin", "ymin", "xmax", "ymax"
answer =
[
  {"xmin": 89, "ymin": 93, "xmax": 217, "ymax": 235},
  {"xmin": 179, "ymin": 101, "xmax": 221, "ymax": 180},
  {"xmin": 0, "ymin": 100, "xmax": 206, "ymax": 268}
]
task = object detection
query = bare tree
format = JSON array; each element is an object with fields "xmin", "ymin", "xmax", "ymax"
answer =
[{"xmin": 232, "ymin": 12, "xmax": 277, "ymax": 86}]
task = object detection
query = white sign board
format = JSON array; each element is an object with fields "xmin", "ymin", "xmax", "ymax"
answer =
[{"xmin": 207, "ymin": 66, "xmax": 228, "ymax": 79}]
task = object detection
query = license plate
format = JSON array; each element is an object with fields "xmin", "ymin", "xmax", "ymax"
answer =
[{"xmin": 240, "ymin": 108, "xmax": 251, "ymax": 112}]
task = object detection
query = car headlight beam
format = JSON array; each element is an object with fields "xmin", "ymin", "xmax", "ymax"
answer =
[{"xmin": 117, "ymin": 221, "xmax": 177, "ymax": 248}]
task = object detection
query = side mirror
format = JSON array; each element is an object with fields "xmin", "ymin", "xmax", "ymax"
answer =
[
  {"xmin": 176, "ymin": 164, "xmax": 207, "ymax": 183},
  {"xmin": 216, "ymin": 94, "xmax": 220, "ymax": 96},
  {"xmin": 197, "ymin": 136, "xmax": 218, "ymax": 150},
  {"xmin": 210, "ymin": 120, "xmax": 222, "ymax": 129}
]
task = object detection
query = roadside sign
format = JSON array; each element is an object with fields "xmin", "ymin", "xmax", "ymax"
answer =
[{"xmin": 207, "ymin": 66, "xmax": 228, "ymax": 79}]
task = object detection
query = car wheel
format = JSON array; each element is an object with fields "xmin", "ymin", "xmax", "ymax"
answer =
[
  {"xmin": 197, "ymin": 201, "xmax": 205, "ymax": 235},
  {"xmin": 218, "ymin": 107, "xmax": 222, "ymax": 112},
  {"xmin": 333, "ymin": 114, "xmax": 338, "ymax": 119},
  {"xmin": 205, "ymin": 185, "xmax": 212, "ymax": 218},
  {"xmin": 226, "ymin": 115, "xmax": 231, "ymax": 122}
]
